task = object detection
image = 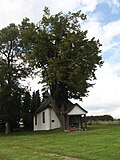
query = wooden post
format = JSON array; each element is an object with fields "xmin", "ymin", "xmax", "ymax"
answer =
[
  {"xmin": 63, "ymin": 115, "xmax": 65, "ymax": 130},
  {"xmin": 84, "ymin": 114, "xmax": 87, "ymax": 129},
  {"xmin": 67, "ymin": 115, "xmax": 69, "ymax": 130},
  {"xmin": 80, "ymin": 115, "xmax": 83, "ymax": 130}
]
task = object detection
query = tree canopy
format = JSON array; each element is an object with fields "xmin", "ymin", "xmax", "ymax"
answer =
[
  {"xmin": 20, "ymin": 7, "xmax": 103, "ymax": 105},
  {"xmin": 19, "ymin": 8, "xmax": 103, "ymax": 128},
  {"xmin": 0, "ymin": 23, "xmax": 28, "ymax": 133},
  {"xmin": 0, "ymin": 7, "xmax": 103, "ymax": 131}
]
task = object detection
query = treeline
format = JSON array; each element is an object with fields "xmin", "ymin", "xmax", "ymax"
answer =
[
  {"xmin": 0, "ymin": 90, "xmax": 41, "ymax": 132},
  {"xmin": 0, "ymin": 7, "xmax": 103, "ymax": 133},
  {"xmin": 87, "ymin": 115, "xmax": 114, "ymax": 122}
]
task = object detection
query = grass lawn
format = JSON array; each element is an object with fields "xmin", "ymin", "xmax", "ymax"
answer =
[{"xmin": 0, "ymin": 125, "xmax": 120, "ymax": 160}]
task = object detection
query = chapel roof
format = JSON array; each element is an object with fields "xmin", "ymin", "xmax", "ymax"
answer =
[{"xmin": 35, "ymin": 92, "xmax": 87, "ymax": 115}]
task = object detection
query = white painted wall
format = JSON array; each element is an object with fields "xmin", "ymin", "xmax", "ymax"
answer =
[
  {"xmin": 34, "ymin": 108, "xmax": 60, "ymax": 131},
  {"xmin": 50, "ymin": 108, "xmax": 60, "ymax": 129},
  {"xmin": 34, "ymin": 108, "xmax": 50, "ymax": 131},
  {"xmin": 68, "ymin": 105, "xmax": 87, "ymax": 115}
]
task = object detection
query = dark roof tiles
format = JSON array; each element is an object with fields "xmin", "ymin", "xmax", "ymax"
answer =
[{"xmin": 35, "ymin": 94, "xmax": 88, "ymax": 115}]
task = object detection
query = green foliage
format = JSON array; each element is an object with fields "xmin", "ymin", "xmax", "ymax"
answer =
[
  {"xmin": 22, "ymin": 91, "xmax": 31, "ymax": 115},
  {"xmin": 21, "ymin": 90, "xmax": 41, "ymax": 130},
  {"xmin": 21, "ymin": 91, "xmax": 32, "ymax": 129},
  {"xmin": 87, "ymin": 115, "xmax": 114, "ymax": 122},
  {"xmin": 0, "ymin": 23, "xmax": 28, "ymax": 133},
  {"xmin": 31, "ymin": 90, "xmax": 41, "ymax": 113},
  {"xmin": 19, "ymin": 18, "xmax": 37, "ymax": 69},
  {"xmin": 20, "ymin": 7, "xmax": 103, "ymax": 103},
  {"xmin": 0, "ymin": 8, "xmax": 104, "ymax": 131}
]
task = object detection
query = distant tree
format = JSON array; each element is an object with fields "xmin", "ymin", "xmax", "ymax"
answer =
[
  {"xmin": 29, "ymin": 90, "xmax": 41, "ymax": 130},
  {"xmin": 87, "ymin": 115, "xmax": 113, "ymax": 122},
  {"xmin": 0, "ymin": 23, "xmax": 27, "ymax": 133},
  {"xmin": 21, "ymin": 91, "xmax": 32, "ymax": 130},
  {"xmin": 20, "ymin": 7, "xmax": 103, "ymax": 129},
  {"xmin": 31, "ymin": 90, "xmax": 41, "ymax": 113},
  {"xmin": 31, "ymin": 91, "xmax": 36, "ymax": 112},
  {"xmin": 10, "ymin": 91, "xmax": 22, "ymax": 130}
]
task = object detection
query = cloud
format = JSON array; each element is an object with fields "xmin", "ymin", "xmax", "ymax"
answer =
[
  {"xmin": 0, "ymin": 0, "xmax": 46, "ymax": 28},
  {"xmin": 81, "ymin": 13, "xmax": 120, "ymax": 56},
  {"xmin": 79, "ymin": 62, "xmax": 120, "ymax": 118},
  {"xmin": 103, "ymin": 20, "xmax": 120, "ymax": 40},
  {"xmin": 0, "ymin": 0, "xmax": 106, "ymax": 28},
  {"xmin": 104, "ymin": 0, "xmax": 120, "ymax": 14},
  {"xmin": 102, "ymin": 20, "xmax": 120, "ymax": 53},
  {"xmin": 80, "ymin": 0, "xmax": 99, "ymax": 13},
  {"xmin": 0, "ymin": 0, "xmax": 82, "ymax": 29}
]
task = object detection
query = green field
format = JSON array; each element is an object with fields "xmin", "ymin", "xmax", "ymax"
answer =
[{"xmin": 0, "ymin": 125, "xmax": 120, "ymax": 160}]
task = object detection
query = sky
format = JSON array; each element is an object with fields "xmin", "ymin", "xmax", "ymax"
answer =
[{"xmin": 0, "ymin": 0, "xmax": 120, "ymax": 118}]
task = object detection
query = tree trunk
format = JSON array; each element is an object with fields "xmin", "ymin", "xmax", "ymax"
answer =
[
  {"xmin": 59, "ymin": 105, "xmax": 65, "ymax": 130},
  {"xmin": 60, "ymin": 115, "xmax": 65, "ymax": 130},
  {"xmin": 51, "ymin": 97, "xmax": 65, "ymax": 130},
  {"xmin": 5, "ymin": 122, "xmax": 11, "ymax": 134},
  {"xmin": 50, "ymin": 82, "xmax": 68, "ymax": 130}
]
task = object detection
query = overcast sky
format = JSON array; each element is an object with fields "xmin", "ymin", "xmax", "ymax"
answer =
[{"xmin": 1, "ymin": 0, "xmax": 120, "ymax": 118}]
